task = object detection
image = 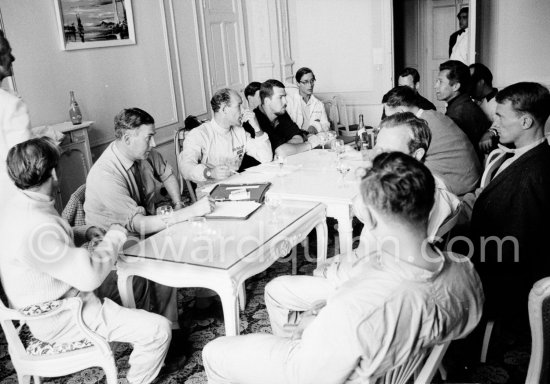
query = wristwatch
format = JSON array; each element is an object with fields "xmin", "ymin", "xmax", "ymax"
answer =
[{"xmin": 204, "ymin": 167, "xmax": 213, "ymax": 179}]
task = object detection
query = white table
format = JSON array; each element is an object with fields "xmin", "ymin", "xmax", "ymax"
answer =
[
  {"xmin": 117, "ymin": 200, "xmax": 327, "ymax": 336},
  {"xmin": 232, "ymin": 149, "xmax": 366, "ymax": 255}
]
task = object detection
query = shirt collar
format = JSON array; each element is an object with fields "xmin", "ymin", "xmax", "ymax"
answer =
[
  {"xmin": 112, "ymin": 141, "xmax": 135, "ymax": 171},
  {"xmin": 415, "ymin": 109, "xmax": 425, "ymax": 118},
  {"xmin": 211, "ymin": 118, "xmax": 233, "ymax": 134},
  {"xmin": 497, "ymin": 137, "xmax": 546, "ymax": 156},
  {"xmin": 21, "ymin": 189, "xmax": 55, "ymax": 203},
  {"xmin": 375, "ymin": 246, "xmax": 445, "ymax": 282}
]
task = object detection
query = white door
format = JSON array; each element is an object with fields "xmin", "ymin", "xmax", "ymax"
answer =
[
  {"xmin": 424, "ymin": 0, "xmax": 475, "ymax": 110},
  {"xmin": 198, "ymin": 0, "xmax": 248, "ymax": 99}
]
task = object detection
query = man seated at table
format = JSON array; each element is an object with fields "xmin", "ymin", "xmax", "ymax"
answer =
[
  {"xmin": 397, "ymin": 67, "xmax": 436, "ymax": 111},
  {"xmin": 383, "ymin": 86, "xmax": 481, "ymax": 196},
  {"xmin": 84, "ymin": 108, "xmax": 214, "ymax": 342},
  {"xmin": 202, "ymin": 152, "xmax": 483, "ymax": 384},
  {"xmin": 179, "ymin": 88, "xmax": 272, "ymax": 189},
  {"xmin": 252, "ymin": 79, "xmax": 321, "ymax": 156},
  {"xmin": 1, "ymin": 137, "xmax": 172, "ymax": 383}
]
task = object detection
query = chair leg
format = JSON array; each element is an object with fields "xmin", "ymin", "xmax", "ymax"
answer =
[
  {"xmin": 438, "ymin": 364, "xmax": 447, "ymax": 380},
  {"xmin": 17, "ymin": 374, "xmax": 31, "ymax": 384},
  {"xmin": 103, "ymin": 363, "xmax": 118, "ymax": 384},
  {"xmin": 32, "ymin": 376, "xmax": 41, "ymax": 384},
  {"xmin": 480, "ymin": 320, "xmax": 495, "ymax": 363}
]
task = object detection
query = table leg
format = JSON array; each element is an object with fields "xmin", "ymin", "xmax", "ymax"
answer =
[
  {"xmin": 336, "ymin": 215, "xmax": 354, "ymax": 256},
  {"xmin": 117, "ymin": 273, "xmax": 136, "ymax": 309},
  {"xmin": 238, "ymin": 283, "xmax": 246, "ymax": 311},
  {"xmin": 315, "ymin": 220, "xmax": 328, "ymax": 266},
  {"xmin": 219, "ymin": 289, "xmax": 240, "ymax": 336}
]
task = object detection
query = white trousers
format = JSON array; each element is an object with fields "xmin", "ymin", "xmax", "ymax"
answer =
[
  {"xmin": 31, "ymin": 292, "xmax": 171, "ymax": 384},
  {"xmin": 203, "ymin": 275, "xmax": 335, "ymax": 383}
]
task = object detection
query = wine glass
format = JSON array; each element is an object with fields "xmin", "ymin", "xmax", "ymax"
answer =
[
  {"xmin": 225, "ymin": 156, "xmax": 240, "ymax": 174},
  {"xmin": 156, "ymin": 205, "xmax": 174, "ymax": 232},
  {"xmin": 275, "ymin": 154, "xmax": 286, "ymax": 175},
  {"xmin": 332, "ymin": 139, "xmax": 345, "ymax": 159},
  {"xmin": 265, "ymin": 195, "xmax": 281, "ymax": 224},
  {"xmin": 336, "ymin": 161, "xmax": 351, "ymax": 187},
  {"xmin": 326, "ymin": 130, "xmax": 337, "ymax": 150},
  {"xmin": 318, "ymin": 131, "xmax": 329, "ymax": 151}
]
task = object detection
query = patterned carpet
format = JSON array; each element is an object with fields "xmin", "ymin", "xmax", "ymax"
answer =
[{"xmin": 0, "ymin": 232, "xmax": 532, "ymax": 384}]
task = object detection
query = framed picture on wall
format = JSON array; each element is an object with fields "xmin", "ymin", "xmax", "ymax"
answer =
[{"xmin": 54, "ymin": 0, "xmax": 136, "ymax": 51}]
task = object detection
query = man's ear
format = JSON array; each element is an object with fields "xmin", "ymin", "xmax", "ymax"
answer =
[
  {"xmin": 123, "ymin": 131, "xmax": 132, "ymax": 145},
  {"xmin": 521, "ymin": 114, "xmax": 534, "ymax": 130},
  {"xmin": 412, "ymin": 148, "xmax": 426, "ymax": 162},
  {"xmin": 414, "ymin": 83, "xmax": 420, "ymax": 91},
  {"xmin": 451, "ymin": 81, "xmax": 461, "ymax": 93}
]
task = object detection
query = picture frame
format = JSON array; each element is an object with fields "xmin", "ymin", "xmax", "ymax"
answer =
[{"xmin": 54, "ymin": 0, "xmax": 136, "ymax": 51}]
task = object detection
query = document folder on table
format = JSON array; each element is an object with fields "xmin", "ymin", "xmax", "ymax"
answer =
[
  {"xmin": 209, "ymin": 182, "xmax": 271, "ymax": 203},
  {"xmin": 205, "ymin": 201, "xmax": 262, "ymax": 220}
]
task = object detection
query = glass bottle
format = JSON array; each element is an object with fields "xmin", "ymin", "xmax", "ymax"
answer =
[
  {"xmin": 69, "ymin": 91, "xmax": 83, "ymax": 125},
  {"xmin": 355, "ymin": 114, "xmax": 365, "ymax": 149}
]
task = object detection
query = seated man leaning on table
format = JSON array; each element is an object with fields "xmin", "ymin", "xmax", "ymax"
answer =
[
  {"xmin": 84, "ymin": 108, "xmax": 214, "ymax": 337},
  {"xmin": 0, "ymin": 137, "xmax": 171, "ymax": 384},
  {"xmin": 252, "ymin": 79, "xmax": 322, "ymax": 156},
  {"xmin": 179, "ymin": 88, "xmax": 273, "ymax": 190},
  {"xmin": 202, "ymin": 152, "xmax": 483, "ymax": 384}
]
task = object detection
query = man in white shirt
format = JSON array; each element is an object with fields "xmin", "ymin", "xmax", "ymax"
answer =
[
  {"xmin": 179, "ymin": 88, "xmax": 273, "ymax": 188},
  {"xmin": 449, "ymin": 7, "xmax": 469, "ymax": 64},
  {"xmin": 202, "ymin": 152, "xmax": 483, "ymax": 384},
  {"xmin": 285, "ymin": 67, "xmax": 330, "ymax": 134}
]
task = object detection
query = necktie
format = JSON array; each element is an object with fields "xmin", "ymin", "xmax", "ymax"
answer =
[{"xmin": 131, "ymin": 162, "xmax": 147, "ymax": 207}]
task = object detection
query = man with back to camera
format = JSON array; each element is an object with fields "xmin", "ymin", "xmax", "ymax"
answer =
[
  {"xmin": 179, "ymin": 87, "xmax": 272, "ymax": 189},
  {"xmin": 435, "ymin": 60, "xmax": 491, "ymax": 150},
  {"xmin": 1, "ymin": 137, "xmax": 172, "ymax": 383},
  {"xmin": 202, "ymin": 152, "xmax": 483, "ymax": 384},
  {"xmin": 383, "ymin": 85, "xmax": 481, "ymax": 196},
  {"xmin": 397, "ymin": 67, "xmax": 436, "ymax": 112},
  {"xmin": 252, "ymin": 79, "xmax": 322, "ymax": 157}
]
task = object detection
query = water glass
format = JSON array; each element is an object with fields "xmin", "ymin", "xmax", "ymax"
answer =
[
  {"xmin": 225, "ymin": 156, "xmax": 240, "ymax": 174},
  {"xmin": 332, "ymin": 139, "xmax": 345, "ymax": 159},
  {"xmin": 275, "ymin": 154, "xmax": 286, "ymax": 175},
  {"xmin": 336, "ymin": 161, "xmax": 351, "ymax": 187},
  {"xmin": 265, "ymin": 195, "xmax": 281, "ymax": 224},
  {"xmin": 326, "ymin": 130, "xmax": 337, "ymax": 150},
  {"xmin": 156, "ymin": 205, "xmax": 174, "ymax": 232}
]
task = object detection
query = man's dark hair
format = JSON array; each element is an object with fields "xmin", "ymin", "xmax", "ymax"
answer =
[
  {"xmin": 114, "ymin": 108, "xmax": 155, "ymax": 139},
  {"xmin": 398, "ymin": 67, "xmax": 420, "ymax": 84},
  {"xmin": 379, "ymin": 112, "xmax": 432, "ymax": 161},
  {"xmin": 457, "ymin": 7, "xmax": 468, "ymax": 18},
  {"xmin": 0, "ymin": 30, "xmax": 10, "ymax": 56},
  {"xmin": 439, "ymin": 60, "xmax": 471, "ymax": 94},
  {"xmin": 244, "ymin": 82, "xmax": 261, "ymax": 99},
  {"xmin": 260, "ymin": 79, "xmax": 285, "ymax": 104},
  {"xmin": 469, "ymin": 63, "xmax": 493, "ymax": 87},
  {"xmin": 295, "ymin": 67, "xmax": 315, "ymax": 83},
  {"xmin": 496, "ymin": 82, "xmax": 550, "ymax": 127},
  {"xmin": 7, "ymin": 137, "xmax": 61, "ymax": 190},
  {"xmin": 210, "ymin": 88, "xmax": 235, "ymax": 113},
  {"xmin": 383, "ymin": 86, "xmax": 419, "ymax": 108},
  {"xmin": 360, "ymin": 151, "xmax": 435, "ymax": 226}
]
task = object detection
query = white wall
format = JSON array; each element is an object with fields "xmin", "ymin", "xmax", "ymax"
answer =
[
  {"xmin": 287, "ymin": 0, "xmax": 393, "ymax": 126},
  {"xmin": 0, "ymin": 0, "xmax": 210, "ymax": 169}
]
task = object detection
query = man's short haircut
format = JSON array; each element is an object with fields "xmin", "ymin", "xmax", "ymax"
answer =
[
  {"xmin": 114, "ymin": 108, "xmax": 155, "ymax": 139},
  {"xmin": 496, "ymin": 82, "xmax": 550, "ymax": 127},
  {"xmin": 295, "ymin": 67, "xmax": 315, "ymax": 83},
  {"xmin": 398, "ymin": 67, "xmax": 420, "ymax": 84},
  {"xmin": 0, "ymin": 30, "xmax": 10, "ymax": 55},
  {"xmin": 469, "ymin": 63, "xmax": 493, "ymax": 87},
  {"xmin": 7, "ymin": 137, "xmax": 61, "ymax": 190},
  {"xmin": 458, "ymin": 7, "xmax": 468, "ymax": 17},
  {"xmin": 260, "ymin": 79, "xmax": 285, "ymax": 104},
  {"xmin": 244, "ymin": 82, "xmax": 261, "ymax": 99},
  {"xmin": 439, "ymin": 60, "xmax": 470, "ymax": 94},
  {"xmin": 211, "ymin": 88, "xmax": 236, "ymax": 113},
  {"xmin": 360, "ymin": 151, "xmax": 435, "ymax": 226},
  {"xmin": 380, "ymin": 112, "xmax": 432, "ymax": 160},
  {"xmin": 383, "ymin": 86, "xmax": 419, "ymax": 108}
]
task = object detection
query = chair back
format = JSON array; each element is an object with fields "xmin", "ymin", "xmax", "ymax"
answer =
[
  {"xmin": 333, "ymin": 95, "xmax": 353, "ymax": 136},
  {"xmin": 174, "ymin": 125, "xmax": 197, "ymax": 202},
  {"xmin": 372, "ymin": 342, "xmax": 450, "ymax": 384},
  {"xmin": 526, "ymin": 276, "xmax": 550, "ymax": 384}
]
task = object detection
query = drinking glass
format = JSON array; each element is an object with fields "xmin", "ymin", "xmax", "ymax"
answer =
[
  {"xmin": 265, "ymin": 195, "xmax": 281, "ymax": 224},
  {"xmin": 326, "ymin": 130, "xmax": 337, "ymax": 150},
  {"xmin": 332, "ymin": 139, "xmax": 345, "ymax": 159},
  {"xmin": 225, "ymin": 156, "xmax": 240, "ymax": 174},
  {"xmin": 156, "ymin": 205, "xmax": 174, "ymax": 232},
  {"xmin": 318, "ymin": 131, "xmax": 329, "ymax": 151},
  {"xmin": 275, "ymin": 154, "xmax": 286, "ymax": 175},
  {"xmin": 336, "ymin": 161, "xmax": 351, "ymax": 187}
]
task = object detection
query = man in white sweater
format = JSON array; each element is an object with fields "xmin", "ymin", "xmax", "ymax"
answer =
[
  {"xmin": 0, "ymin": 137, "xmax": 171, "ymax": 384},
  {"xmin": 179, "ymin": 88, "xmax": 272, "ymax": 189}
]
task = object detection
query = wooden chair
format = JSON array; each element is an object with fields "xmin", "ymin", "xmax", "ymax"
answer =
[
  {"xmin": 174, "ymin": 126, "xmax": 197, "ymax": 203},
  {"xmin": 526, "ymin": 276, "xmax": 550, "ymax": 383},
  {"xmin": 371, "ymin": 341, "xmax": 450, "ymax": 384},
  {"xmin": 0, "ymin": 293, "xmax": 117, "ymax": 384}
]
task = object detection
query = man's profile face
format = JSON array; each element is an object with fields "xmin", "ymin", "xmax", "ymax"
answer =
[
  {"xmin": 127, "ymin": 124, "xmax": 156, "ymax": 160},
  {"xmin": 0, "ymin": 40, "xmax": 15, "ymax": 80},
  {"xmin": 458, "ymin": 11, "xmax": 468, "ymax": 30},
  {"xmin": 398, "ymin": 75, "xmax": 417, "ymax": 90},
  {"xmin": 434, "ymin": 70, "xmax": 457, "ymax": 102},
  {"xmin": 247, "ymin": 90, "xmax": 261, "ymax": 110},
  {"xmin": 493, "ymin": 101, "xmax": 524, "ymax": 145},
  {"xmin": 374, "ymin": 126, "xmax": 412, "ymax": 156},
  {"xmin": 267, "ymin": 87, "xmax": 287, "ymax": 116},
  {"xmin": 225, "ymin": 92, "xmax": 244, "ymax": 127}
]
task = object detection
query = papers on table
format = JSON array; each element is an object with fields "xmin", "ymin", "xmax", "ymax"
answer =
[
  {"xmin": 205, "ymin": 201, "xmax": 262, "ymax": 220},
  {"xmin": 245, "ymin": 162, "xmax": 302, "ymax": 176}
]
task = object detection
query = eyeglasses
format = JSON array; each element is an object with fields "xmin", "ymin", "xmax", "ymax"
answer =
[{"xmin": 299, "ymin": 79, "xmax": 316, "ymax": 85}]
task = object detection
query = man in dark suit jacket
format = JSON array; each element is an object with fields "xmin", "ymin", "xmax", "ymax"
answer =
[
  {"xmin": 397, "ymin": 67, "xmax": 436, "ymax": 112},
  {"xmin": 468, "ymin": 82, "xmax": 550, "ymax": 326},
  {"xmin": 435, "ymin": 60, "xmax": 491, "ymax": 151},
  {"xmin": 449, "ymin": 7, "xmax": 468, "ymax": 57}
]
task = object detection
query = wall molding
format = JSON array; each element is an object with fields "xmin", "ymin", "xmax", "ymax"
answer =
[
  {"xmin": 167, "ymin": 0, "xmax": 186, "ymax": 120},
  {"xmin": 191, "ymin": 0, "xmax": 210, "ymax": 116}
]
